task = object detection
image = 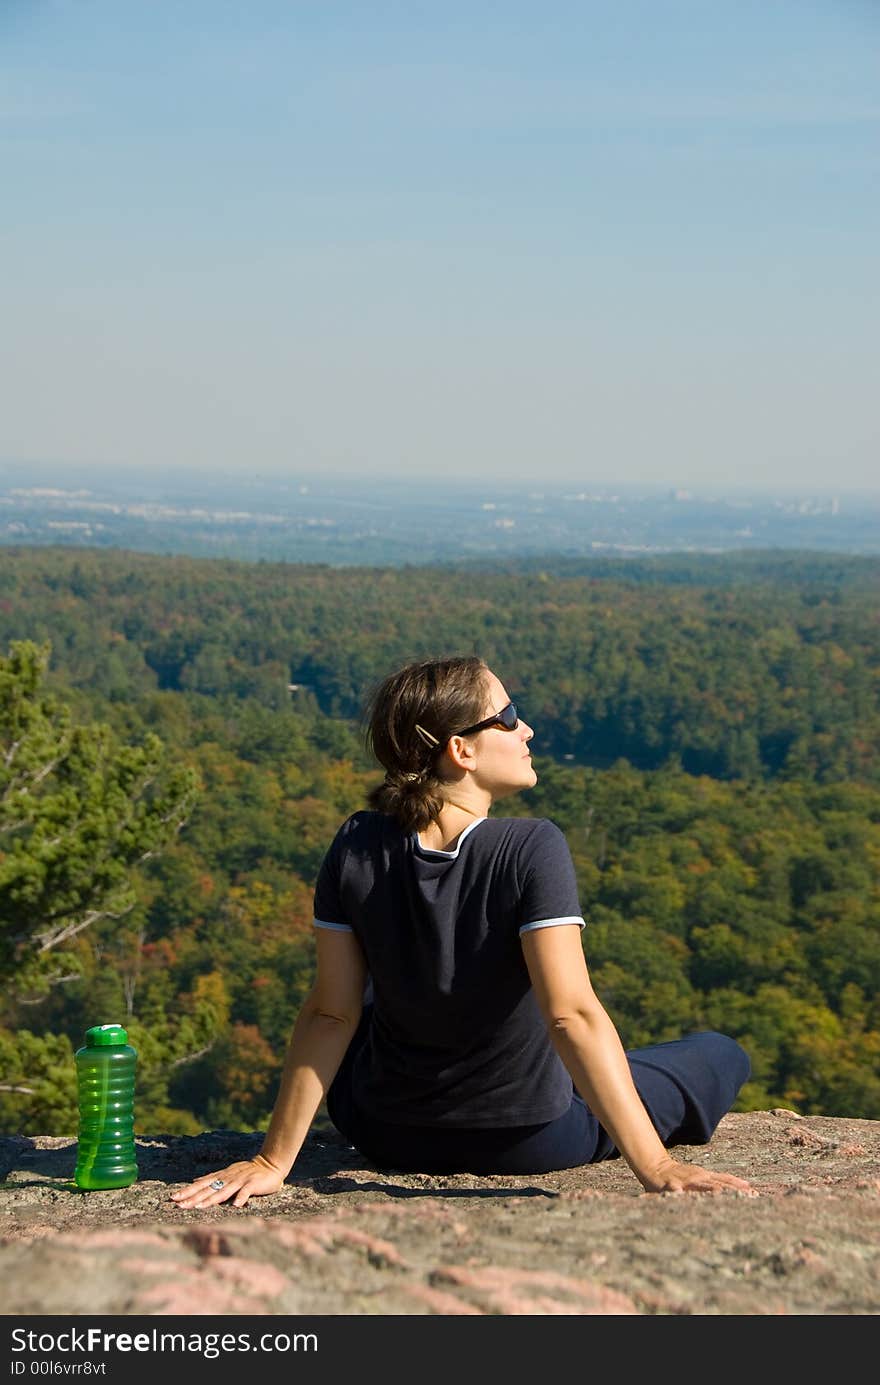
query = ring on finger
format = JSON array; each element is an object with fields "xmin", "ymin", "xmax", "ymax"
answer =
[{"xmin": 209, "ymin": 1179, "xmax": 225, "ymax": 1191}]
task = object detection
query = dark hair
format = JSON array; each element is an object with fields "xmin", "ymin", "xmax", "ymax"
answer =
[{"xmin": 362, "ymin": 656, "xmax": 489, "ymax": 832}]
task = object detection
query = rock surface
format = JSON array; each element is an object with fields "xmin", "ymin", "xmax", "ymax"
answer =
[{"xmin": 1, "ymin": 1111, "xmax": 878, "ymax": 1316}]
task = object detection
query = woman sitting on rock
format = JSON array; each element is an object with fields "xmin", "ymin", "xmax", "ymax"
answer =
[{"xmin": 171, "ymin": 655, "xmax": 752, "ymax": 1208}]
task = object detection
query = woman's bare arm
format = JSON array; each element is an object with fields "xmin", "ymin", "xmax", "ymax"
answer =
[
  {"xmin": 170, "ymin": 928, "xmax": 367, "ymax": 1208},
  {"xmin": 520, "ymin": 924, "xmax": 753, "ymax": 1195}
]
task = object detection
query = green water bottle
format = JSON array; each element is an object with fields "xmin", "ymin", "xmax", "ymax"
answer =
[{"xmin": 74, "ymin": 1023, "xmax": 138, "ymax": 1190}]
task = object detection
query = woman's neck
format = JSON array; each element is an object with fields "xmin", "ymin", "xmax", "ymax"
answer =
[{"xmin": 418, "ymin": 796, "xmax": 489, "ymax": 852}]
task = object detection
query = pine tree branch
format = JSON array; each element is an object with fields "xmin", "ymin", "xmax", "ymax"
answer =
[{"xmin": 37, "ymin": 910, "xmax": 110, "ymax": 953}]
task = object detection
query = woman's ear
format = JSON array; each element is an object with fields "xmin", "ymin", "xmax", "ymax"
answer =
[{"xmin": 444, "ymin": 734, "xmax": 478, "ymax": 773}]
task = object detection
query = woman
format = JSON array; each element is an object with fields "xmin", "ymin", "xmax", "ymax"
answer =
[{"xmin": 171, "ymin": 655, "xmax": 752, "ymax": 1209}]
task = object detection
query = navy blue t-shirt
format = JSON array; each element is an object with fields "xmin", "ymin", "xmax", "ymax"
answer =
[{"xmin": 313, "ymin": 811, "xmax": 586, "ymax": 1128}]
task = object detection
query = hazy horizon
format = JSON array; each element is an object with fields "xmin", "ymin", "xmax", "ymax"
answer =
[
  {"xmin": 2, "ymin": 456, "xmax": 877, "ymax": 501},
  {"xmin": 2, "ymin": 1, "xmax": 877, "ymax": 491}
]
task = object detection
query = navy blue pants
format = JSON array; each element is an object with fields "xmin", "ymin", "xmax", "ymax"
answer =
[{"xmin": 327, "ymin": 1006, "xmax": 750, "ymax": 1175}]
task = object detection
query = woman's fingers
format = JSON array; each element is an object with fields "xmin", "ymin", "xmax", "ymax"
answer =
[
  {"xmin": 169, "ymin": 1159, "xmax": 284, "ymax": 1208},
  {"xmin": 170, "ymin": 1162, "xmax": 249, "ymax": 1207},
  {"xmin": 170, "ymin": 1179, "xmax": 236, "ymax": 1208},
  {"xmin": 715, "ymin": 1173, "xmax": 754, "ymax": 1192},
  {"xmin": 642, "ymin": 1155, "xmax": 756, "ymax": 1196},
  {"xmin": 665, "ymin": 1165, "xmax": 755, "ymax": 1195}
]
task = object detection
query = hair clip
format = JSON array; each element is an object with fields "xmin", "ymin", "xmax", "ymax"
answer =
[{"xmin": 414, "ymin": 723, "xmax": 440, "ymax": 747}]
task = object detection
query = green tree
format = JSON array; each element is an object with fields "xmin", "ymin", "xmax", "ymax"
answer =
[{"xmin": 0, "ymin": 639, "xmax": 199, "ymax": 1132}]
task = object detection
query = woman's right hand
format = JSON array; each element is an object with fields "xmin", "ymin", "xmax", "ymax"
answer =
[
  {"xmin": 170, "ymin": 1153, "xmax": 287, "ymax": 1209},
  {"xmin": 638, "ymin": 1155, "xmax": 755, "ymax": 1196}
]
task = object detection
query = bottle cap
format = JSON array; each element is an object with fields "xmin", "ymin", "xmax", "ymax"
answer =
[{"xmin": 85, "ymin": 1023, "xmax": 129, "ymax": 1047}]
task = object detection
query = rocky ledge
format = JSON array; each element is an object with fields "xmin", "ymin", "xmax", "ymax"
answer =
[{"xmin": 1, "ymin": 1110, "xmax": 878, "ymax": 1316}]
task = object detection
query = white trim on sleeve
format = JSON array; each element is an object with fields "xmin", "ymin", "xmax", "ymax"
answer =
[
  {"xmin": 313, "ymin": 917, "xmax": 354, "ymax": 932},
  {"xmin": 518, "ymin": 915, "xmax": 586, "ymax": 935}
]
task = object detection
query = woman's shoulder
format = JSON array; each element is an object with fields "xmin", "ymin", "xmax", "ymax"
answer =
[
  {"xmin": 488, "ymin": 814, "xmax": 564, "ymax": 834},
  {"xmin": 333, "ymin": 809, "xmax": 387, "ymax": 842},
  {"xmin": 483, "ymin": 815, "xmax": 568, "ymax": 849},
  {"xmin": 330, "ymin": 810, "xmax": 411, "ymax": 856},
  {"xmin": 476, "ymin": 819, "xmax": 573, "ymax": 895}
]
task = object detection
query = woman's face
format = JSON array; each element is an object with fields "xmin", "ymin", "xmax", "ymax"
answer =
[{"xmin": 465, "ymin": 668, "xmax": 537, "ymax": 799}]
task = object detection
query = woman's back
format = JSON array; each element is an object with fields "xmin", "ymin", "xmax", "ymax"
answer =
[{"xmin": 314, "ymin": 809, "xmax": 585, "ymax": 1126}]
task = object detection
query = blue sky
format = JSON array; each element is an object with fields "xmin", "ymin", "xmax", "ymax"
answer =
[{"xmin": 1, "ymin": 0, "xmax": 877, "ymax": 489}]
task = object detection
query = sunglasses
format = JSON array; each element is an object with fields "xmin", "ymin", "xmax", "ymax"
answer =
[{"xmin": 455, "ymin": 701, "xmax": 519, "ymax": 738}]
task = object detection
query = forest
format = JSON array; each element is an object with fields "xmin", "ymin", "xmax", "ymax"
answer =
[{"xmin": 1, "ymin": 544, "xmax": 878, "ymax": 1136}]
